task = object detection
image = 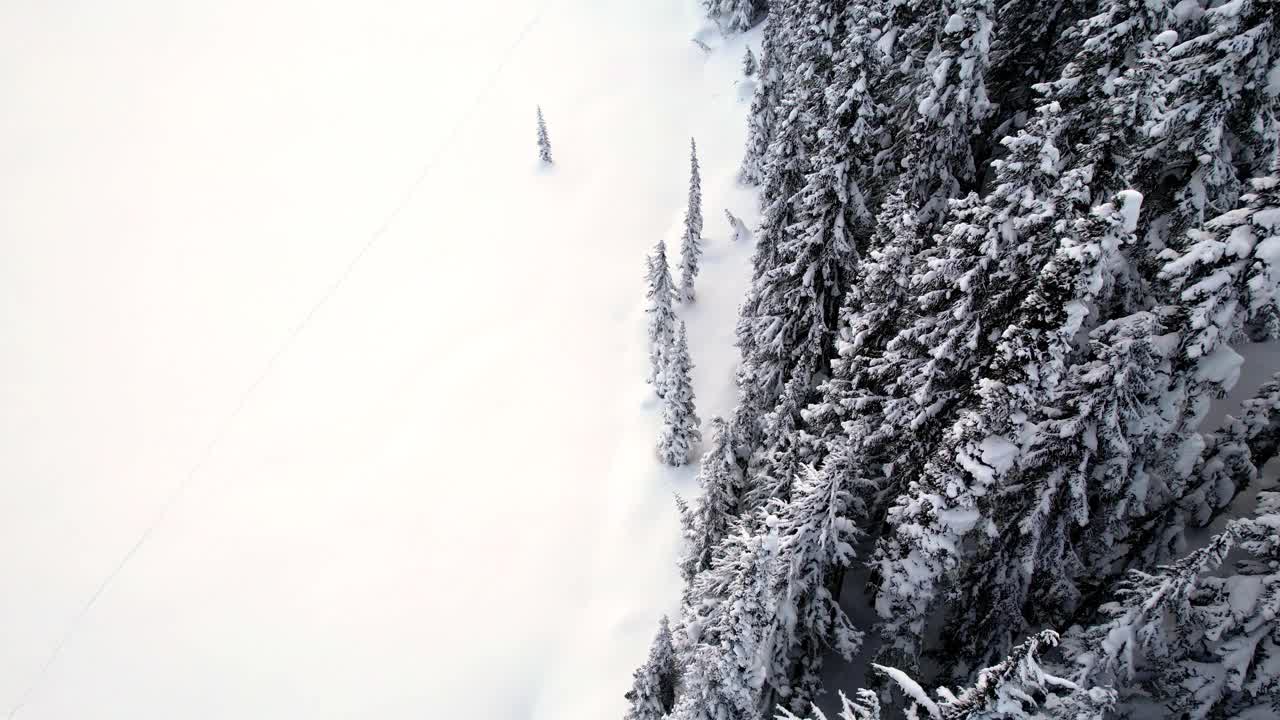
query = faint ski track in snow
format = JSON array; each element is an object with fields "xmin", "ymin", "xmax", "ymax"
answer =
[
  {"xmin": 3, "ymin": 5, "xmax": 554, "ymax": 717},
  {"xmin": 1, "ymin": 2, "xmax": 764, "ymax": 717}
]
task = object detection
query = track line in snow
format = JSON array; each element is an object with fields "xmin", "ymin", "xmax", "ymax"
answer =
[{"xmin": 3, "ymin": 5, "xmax": 554, "ymax": 717}]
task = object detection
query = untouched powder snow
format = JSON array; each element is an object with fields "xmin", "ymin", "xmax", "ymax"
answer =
[{"xmin": 0, "ymin": 2, "xmax": 758, "ymax": 718}]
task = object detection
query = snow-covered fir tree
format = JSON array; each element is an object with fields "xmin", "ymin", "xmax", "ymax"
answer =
[
  {"xmin": 674, "ymin": 521, "xmax": 777, "ymax": 720},
  {"xmin": 873, "ymin": 102, "xmax": 1064, "ymax": 444},
  {"xmin": 1044, "ymin": 311, "xmax": 1172, "ymax": 583},
  {"xmin": 658, "ymin": 321, "xmax": 702, "ymax": 466},
  {"xmin": 1160, "ymin": 174, "xmax": 1280, "ymax": 356},
  {"xmin": 876, "ymin": 0, "xmax": 947, "ymax": 135},
  {"xmin": 742, "ymin": 46, "xmax": 758, "ymax": 77},
  {"xmin": 899, "ymin": 0, "xmax": 994, "ymax": 229},
  {"xmin": 980, "ymin": 0, "xmax": 1087, "ymax": 146},
  {"xmin": 733, "ymin": 137, "xmax": 813, "ymax": 456},
  {"xmin": 803, "ymin": 182, "xmax": 925, "ymax": 525},
  {"xmin": 705, "ymin": 0, "xmax": 769, "ymax": 33},
  {"xmin": 934, "ymin": 192, "xmax": 1144, "ymax": 670},
  {"xmin": 679, "ymin": 137, "xmax": 704, "ymax": 303},
  {"xmin": 1162, "ymin": 372, "xmax": 1280, "ymax": 549},
  {"xmin": 989, "ymin": 188, "xmax": 1143, "ymax": 439},
  {"xmin": 740, "ymin": 11, "xmax": 786, "ymax": 186},
  {"xmin": 742, "ymin": 378, "xmax": 810, "ymax": 513},
  {"xmin": 1128, "ymin": 173, "xmax": 1280, "ymax": 565},
  {"xmin": 868, "ymin": 106, "xmax": 1104, "ymax": 667},
  {"xmin": 680, "ymin": 416, "xmax": 745, "ymax": 582},
  {"xmin": 733, "ymin": 0, "xmax": 861, "ymax": 480},
  {"xmin": 1064, "ymin": 491, "xmax": 1280, "ymax": 718},
  {"xmin": 1141, "ymin": 0, "xmax": 1279, "ymax": 249},
  {"xmin": 1040, "ymin": 0, "xmax": 1176, "ymax": 204},
  {"xmin": 624, "ymin": 616, "xmax": 678, "ymax": 720},
  {"xmin": 791, "ymin": 0, "xmax": 889, "ymax": 264},
  {"xmin": 844, "ymin": 160, "xmax": 1046, "ymax": 587},
  {"xmin": 760, "ymin": 462, "xmax": 864, "ymax": 713},
  {"xmin": 829, "ymin": 183, "xmax": 922, "ymax": 368},
  {"xmin": 875, "ymin": 631, "xmax": 1115, "ymax": 720},
  {"xmin": 646, "ymin": 240, "xmax": 678, "ymax": 395},
  {"xmin": 536, "ymin": 105, "xmax": 553, "ymax": 164}
]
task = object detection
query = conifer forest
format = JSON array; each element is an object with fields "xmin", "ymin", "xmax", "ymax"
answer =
[{"xmin": 632, "ymin": 0, "xmax": 1280, "ymax": 718}]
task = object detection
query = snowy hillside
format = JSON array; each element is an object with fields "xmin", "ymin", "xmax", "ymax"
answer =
[
  {"xmin": 0, "ymin": 2, "xmax": 759, "ymax": 718},
  {"xmin": 7, "ymin": 0, "xmax": 1280, "ymax": 718}
]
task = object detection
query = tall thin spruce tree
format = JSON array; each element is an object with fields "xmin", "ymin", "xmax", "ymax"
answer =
[
  {"xmin": 740, "ymin": 12, "xmax": 785, "ymax": 186},
  {"xmin": 645, "ymin": 241, "xmax": 677, "ymax": 396},
  {"xmin": 679, "ymin": 138, "xmax": 704, "ymax": 303}
]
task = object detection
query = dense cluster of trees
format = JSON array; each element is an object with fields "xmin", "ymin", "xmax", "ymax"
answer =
[
  {"xmin": 628, "ymin": 0, "xmax": 1280, "ymax": 717},
  {"xmin": 649, "ymin": 139, "xmax": 708, "ymax": 465}
]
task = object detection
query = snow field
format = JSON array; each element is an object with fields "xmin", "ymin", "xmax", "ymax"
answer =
[{"xmin": 0, "ymin": 1, "xmax": 757, "ymax": 718}]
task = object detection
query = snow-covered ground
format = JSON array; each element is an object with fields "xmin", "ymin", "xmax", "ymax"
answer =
[{"xmin": 0, "ymin": 2, "xmax": 757, "ymax": 717}]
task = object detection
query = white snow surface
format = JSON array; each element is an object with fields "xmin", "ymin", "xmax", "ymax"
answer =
[{"xmin": 0, "ymin": 2, "xmax": 759, "ymax": 718}]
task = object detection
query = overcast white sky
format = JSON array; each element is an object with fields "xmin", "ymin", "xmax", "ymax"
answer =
[{"xmin": 0, "ymin": 0, "xmax": 764, "ymax": 717}]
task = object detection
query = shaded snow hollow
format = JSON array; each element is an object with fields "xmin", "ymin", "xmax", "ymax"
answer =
[{"xmin": 0, "ymin": 2, "xmax": 759, "ymax": 718}]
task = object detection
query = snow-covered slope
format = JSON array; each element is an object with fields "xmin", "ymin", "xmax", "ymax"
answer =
[{"xmin": 0, "ymin": 2, "xmax": 757, "ymax": 718}]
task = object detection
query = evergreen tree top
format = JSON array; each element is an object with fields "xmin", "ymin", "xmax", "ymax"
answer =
[{"xmin": 647, "ymin": 240, "xmax": 674, "ymax": 289}]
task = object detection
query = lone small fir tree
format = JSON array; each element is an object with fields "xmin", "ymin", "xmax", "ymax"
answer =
[
  {"xmin": 536, "ymin": 106, "xmax": 553, "ymax": 165},
  {"xmin": 742, "ymin": 47, "xmax": 757, "ymax": 77}
]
